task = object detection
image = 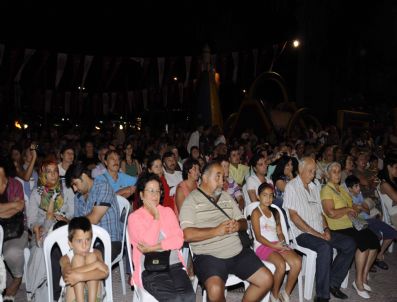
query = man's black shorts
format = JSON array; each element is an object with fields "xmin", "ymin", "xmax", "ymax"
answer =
[{"xmin": 193, "ymin": 247, "xmax": 265, "ymax": 284}]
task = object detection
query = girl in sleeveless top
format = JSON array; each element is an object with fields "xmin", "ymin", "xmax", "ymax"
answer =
[{"xmin": 251, "ymin": 183, "xmax": 301, "ymax": 302}]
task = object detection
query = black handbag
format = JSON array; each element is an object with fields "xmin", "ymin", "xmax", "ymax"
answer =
[
  {"xmin": 0, "ymin": 211, "xmax": 24, "ymax": 241},
  {"xmin": 144, "ymin": 250, "xmax": 171, "ymax": 272},
  {"xmin": 237, "ymin": 229, "xmax": 252, "ymax": 249},
  {"xmin": 197, "ymin": 188, "xmax": 253, "ymax": 249},
  {"xmin": 0, "ymin": 188, "xmax": 24, "ymax": 242}
]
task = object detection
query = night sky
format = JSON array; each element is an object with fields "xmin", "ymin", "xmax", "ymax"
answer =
[
  {"xmin": 0, "ymin": 0, "xmax": 297, "ymax": 55},
  {"xmin": 0, "ymin": 0, "xmax": 396, "ymax": 123}
]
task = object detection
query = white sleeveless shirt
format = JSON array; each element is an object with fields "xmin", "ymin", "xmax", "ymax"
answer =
[{"xmin": 253, "ymin": 206, "xmax": 279, "ymax": 250}]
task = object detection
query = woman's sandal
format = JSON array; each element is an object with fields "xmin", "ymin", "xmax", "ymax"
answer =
[{"xmin": 374, "ymin": 259, "xmax": 389, "ymax": 270}]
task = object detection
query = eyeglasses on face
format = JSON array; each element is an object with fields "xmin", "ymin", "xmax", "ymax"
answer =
[{"xmin": 144, "ymin": 189, "xmax": 161, "ymax": 195}]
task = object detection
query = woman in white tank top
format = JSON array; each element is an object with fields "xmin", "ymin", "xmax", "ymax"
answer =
[{"xmin": 251, "ymin": 183, "xmax": 302, "ymax": 302}]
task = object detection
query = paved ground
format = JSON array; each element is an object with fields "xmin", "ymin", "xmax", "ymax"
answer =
[{"xmin": 14, "ymin": 247, "xmax": 397, "ymax": 301}]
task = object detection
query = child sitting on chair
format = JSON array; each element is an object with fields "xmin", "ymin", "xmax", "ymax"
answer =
[
  {"xmin": 251, "ymin": 182, "xmax": 301, "ymax": 302},
  {"xmin": 60, "ymin": 217, "xmax": 109, "ymax": 302},
  {"xmin": 345, "ymin": 175, "xmax": 397, "ymax": 271}
]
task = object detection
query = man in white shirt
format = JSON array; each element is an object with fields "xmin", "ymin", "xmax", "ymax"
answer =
[
  {"xmin": 91, "ymin": 144, "xmax": 108, "ymax": 179},
  {"xmin": 162, "ymin": 151, "xmax": 182, "ymax": 196},
  {"xmin": 283, "ymin": 157, "xmax": 355, "ymax": 302}
]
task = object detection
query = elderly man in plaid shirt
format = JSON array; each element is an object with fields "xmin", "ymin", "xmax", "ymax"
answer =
[{"xmin": 66, "ymin": 162, "xmax": 123, "ymax": 260}]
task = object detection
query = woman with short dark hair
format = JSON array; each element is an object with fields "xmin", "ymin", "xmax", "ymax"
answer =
[
  {"xmin": 175, "ymin": 158, "xmax": 200, "ymax": 213},
  {"xmin": 128, "ymin": 173, "xmax": 195, "ymax": 301}
]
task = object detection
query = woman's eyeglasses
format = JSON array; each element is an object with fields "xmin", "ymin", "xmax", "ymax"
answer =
[{"xmin": 145, "ymin": 189, "xmax": 161, "ymax": 195}]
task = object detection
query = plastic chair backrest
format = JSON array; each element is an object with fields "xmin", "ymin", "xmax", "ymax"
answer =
[
  {"xmin": 284, "ymin": 207, "xmax": 299, "ymax": 244},
  {"xmin": 113, "ymin": 195, "xmax": 130, "ymax": 262},
  {"xmin": 14, "ymin": 177, "xmax": 29, "ymax": 204},
  {"xmin": 243, "ymin": 201, "xmax": 259, "ymax": 240},
  {"xmin": 125, "ymin": 231, "xmax": 134, "ymax": 277},
  {"xmin": 242, "ymin": 184, "xmax": 250, "ymax": 208},
  {"xmin": 377, "ymin": 187, "xmax": 392, "ymax": 224},
  {"xmin": 270, "ymin": 204, "xmax": 289, "ymax": 243},
  {"xmin": 43, "ymin": 224, "xmax": 113, "ymax": 302},
  {"xmin": 244, "ymin": 201, "xmax": 260, "ymax": 220}
]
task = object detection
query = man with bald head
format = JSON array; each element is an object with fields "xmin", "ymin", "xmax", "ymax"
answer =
[
  {"xmin": 180, "ymin": 161, "xmax": 272, "ymax": 302},
  {"xmin": 283, "ymin": 157, "xmax": 355, "ymax": 302}
]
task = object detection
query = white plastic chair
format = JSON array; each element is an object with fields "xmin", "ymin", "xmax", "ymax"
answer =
[
  {"xmin": 0, "ymin": 225, "xmax": 3, "ymax": 256},
  {"xmin": 16, "ymin": 176, "xmax": 29, "ymax": 287},
  {"xmin": 14, "ymin": 177, "xmax": 29, "ymax": 205},
  {"xmin": 376, "ymin": 187, "xmax": 395, "ymax": 253},
  {"xmin": 125, "ymin": 231, "xmax": 158, "ymax": 301},
  {"xmin": 113, "ymin": 195, "xmax": 130, "ymax": 295},
  {"xmin": 284, "ymin": 208, "xmax": 318, "ymax": 300},
  {"xmin": 242, "ymin": 184, "xmax": 250, "ymax": 209},
  {"xmin": 285, "ymin": 208, "xmax": 349, "ymax": 299},
  {"xmin": 244, "ymin": 202, "xmax": 303, "ymax": 302},
  {"xmin": 43, "ymin": 224, "xmax": 113, "ymax": 302}
]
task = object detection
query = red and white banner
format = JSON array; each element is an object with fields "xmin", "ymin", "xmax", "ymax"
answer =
[
  {"xmin": 81, "ymin": 55, "xmax": 94, "ymax": 87},
  {"xmin": 102, "ymin": 92, "xmax": 109, "ymax": 115},
  {"xmin": 178, "ymin": 82, "xmax": 184, "ymax": 104},
  {"xmin": 157, "ymin": 57, "xmax": 165, "ymax": 87},
  {"xmin": 110, "ymin": 92, "xmax": 117, "ymax": 113},
  {"xmin": 105, "ymin": 57, "xmax": 122, "ymax": 90},
  {"xmin": 252, "ymin": 48, "xmax": 258, "ymax": 77},
  {"xmin": 55, "ymin": 53, "xmax": 68, "ymax": 89},
  {"xmin": 127, "ymin": 91, "xmax": 134, "ymax": 113},
  {"xmin": 65, "ymin": 91, "xmax": 71, "ymax": 115},
  {"xmin": 14, "ymin": 48, "xmax": 36, "ymax": 82},
  {"xmin": 184, "ymin": 56, "xmax": 192, "ymax": 87},
  {"xmin": 142, "ymin": 89, "xmax": 148, "ymax": 111},
  {"xmin": 44, "ymin": 89, "xmax": 53, "ymax": 114},
  {"xmin": 232, "ymin": 52, "xmax": 239, "ymax": 83}
]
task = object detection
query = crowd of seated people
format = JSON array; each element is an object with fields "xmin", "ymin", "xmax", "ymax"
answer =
[{"xmin": 0, "ymin": 121, "xmax": 396, "ymax": 301}]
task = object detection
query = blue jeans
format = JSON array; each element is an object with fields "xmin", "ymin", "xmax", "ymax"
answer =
[{"xmin": 297, "ymin": 231, "xmax": 356, "ymax": 299}]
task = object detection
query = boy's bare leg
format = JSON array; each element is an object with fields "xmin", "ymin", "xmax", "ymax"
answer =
[
  {"xmin": 66, "ymin": 286, "xmax": 76, "ymax": 302},
  {"xmin": 86, "ymin": 252, "xmax": 101, "ymax": 302},
  {"xmin": 71, "ymin": 254, "xmax": 86, "ymax": 302}
]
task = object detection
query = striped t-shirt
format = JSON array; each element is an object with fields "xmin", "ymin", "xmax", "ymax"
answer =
[
  {"xmin": 179, "ymin": 189, "xmax": 244, "ymax": 259},
  {"xmin": 283, "ymin": 176, "xmax": 324, "ymax": 237}
]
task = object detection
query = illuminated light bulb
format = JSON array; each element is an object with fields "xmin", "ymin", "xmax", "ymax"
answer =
[
  {"xmin": 173, "ymin": 77, "xmax": 178, "ymax": 81},
  {"xmin": 293, "ymin": 40, "xmax": 300, "ymax": 48},
  {"xmin": 95, "ymin": 126, "xmax": 100, "ymax": 130},
  {"xmin": 15, "ymin": 121, "xmax": 22, "ymax": 129},
  {"xmin": 119, "ymin": 125, "xmax": 124, "ymax": 130},
  {"xmin": 23, "ymin": 124, "xmax": 28, "ymax": 129}
]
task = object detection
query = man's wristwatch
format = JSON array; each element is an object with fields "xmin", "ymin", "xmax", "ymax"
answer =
[{"xmin": 323, "ymin": 227, "xmax": 330, "ymax": 232}]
